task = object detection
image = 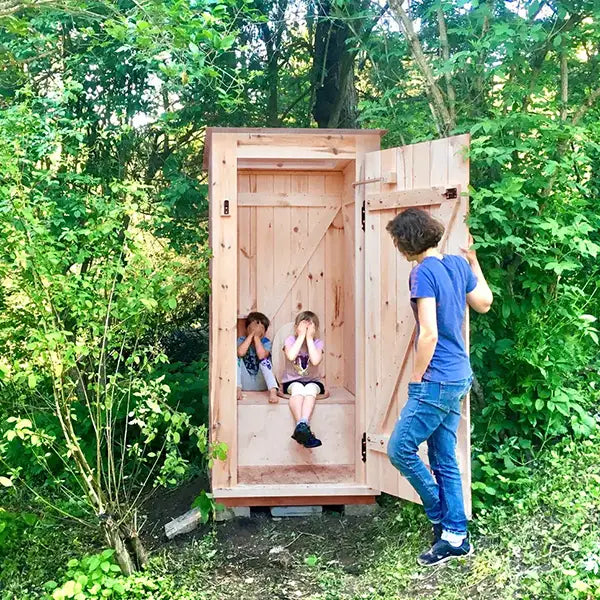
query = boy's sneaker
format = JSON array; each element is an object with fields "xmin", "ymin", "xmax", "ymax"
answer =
[
  {"xmin": 432, "ymin": 523, "xmax": 443, "ymax": 544},
  {"xmin": 291, "ymin": 422, "xmax": 310, "ymax": 445},
  {"xmin": 417, "ymin": 538, "xmax": 473, "ymax": 567},
  {"xmin": 303, "ymin": 429, "xmax": 322, "ymax": 448}
]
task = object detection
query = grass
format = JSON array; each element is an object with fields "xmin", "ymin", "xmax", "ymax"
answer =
[{"xmin": 3, "ymin": 434, "xmax": 600, "ymax": 599}]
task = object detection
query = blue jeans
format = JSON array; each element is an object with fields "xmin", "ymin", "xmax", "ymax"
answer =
[{"xmin": 387, "ymin": 378, "xmax": 472, "ymax": 535}]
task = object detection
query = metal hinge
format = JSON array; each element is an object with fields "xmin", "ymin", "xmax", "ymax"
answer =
[
  {"xmin": 443, "ymin": 187, "xmax": 458, "ymax": 200},
  {"xmin": 361, "ymin": 199, "xmax": 366, "ymax": 231},
  {"xmin": 361, "ymin": 432, "xmax": 367, "ymax": 462}
]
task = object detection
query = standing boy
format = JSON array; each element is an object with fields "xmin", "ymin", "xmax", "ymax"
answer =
[{"xmin": 385, "ymin": 208, "xmax": 493, "ymax": 567}]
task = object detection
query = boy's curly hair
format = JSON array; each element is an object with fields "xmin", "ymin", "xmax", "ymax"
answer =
[
  {"xmin": 386, "ymin": 208, "xmax": 445, "ymax": 255},
  {"xmin": 245, "ymin": 312, "xmax": 270, "ymax": 331}
]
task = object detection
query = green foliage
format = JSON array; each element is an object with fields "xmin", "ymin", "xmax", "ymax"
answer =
[
  {"xmin": 43, "ymin": 548, "xmax": 199, "ymax": 600},
  {"xmin": 191, "ymin": 490, "xmax": 225, "ymax": 524}
]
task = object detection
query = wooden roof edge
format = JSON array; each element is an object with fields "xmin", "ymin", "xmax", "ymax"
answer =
[{"xmin": 201, "ymin": 127, "xmax": 388, "ymax": 170}]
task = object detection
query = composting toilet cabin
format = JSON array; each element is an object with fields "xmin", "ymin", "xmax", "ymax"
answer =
[{"xmin": 205, "ymin": 127, "xmax": 472, "ymax": 511}]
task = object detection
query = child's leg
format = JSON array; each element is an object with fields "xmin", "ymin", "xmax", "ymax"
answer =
[
  {"xmin": 259, "ymin": 357, "xmax": 279, "ymax": 403},
  {"xmin": 300, "ymin": 383, "xmax": 321, "ymax": 421},
  {"xmin": 289, "ymin": 395, "xmax": 304, "ymax": 421},
  {"xmin": 236, "ymin": 358, "xmax": 243, "ymax": 401}
]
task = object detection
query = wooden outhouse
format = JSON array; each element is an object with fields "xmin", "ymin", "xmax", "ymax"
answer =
[{"xmin": 205, "ymin": 128, "xmax": 472, "ymax": 512}]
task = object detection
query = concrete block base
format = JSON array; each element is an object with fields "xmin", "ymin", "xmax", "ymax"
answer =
[{"xmin": 270, "ymin": 505, "xmax": 323, "ymax": 518}]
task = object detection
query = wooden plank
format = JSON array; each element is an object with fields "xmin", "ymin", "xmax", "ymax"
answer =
[
  {"xmin": 237, "ymin": 159, "xmax": 352, "ymax": 171},
  {"xmin": 263, "ymin": 205, "xmax": 341, "ymax": 322},
  {"xmin": 238, "ymin": 192, "xmax": 342, "ymax": 208},
  {"xmin": 209, "ymin": 133, "xmax": 238, "ymax": 490},
  {"xmin": 237, "ymin": 174, "xmax": 253, "ymax": 315},
  {"xmin": 354, "ymin": 134, "xmax": 383, "ymax": 485},
  {"xmin": 238, "ymin": 464, "xmax": 355, "ymax": 485},
  {"xmin": 324, "ymin": 173, "xmax": 344, "ymax": 388},
  {"xmin": 366, "ymin": 186, "xmax": 451, "ymax": 211},
  {"xmin": 364, "ymin": 148, "xmax": 383, "ymax": 493},
  {"xmin": 237, "ymin": 131, "xmax": 357, "ymax": 149},
  {"xmin": 308, "ymin": 174, "xmax": 327, "ymax": 377},
  {"xmin": 290, "ymin": 175, "xmax": 309, "ymax": 317},
  {"xmin": 237, "ymin": 402, "xmax": 354, "ymax": 466},
  {"xmin": 255, "ymin": 175, "xmax": 274, "ymax": 320},
  {"xmin": 237, "ymin": 144, "xmax": 355, "ymax": 162},
  {"xmin": 213, "ymin": 483, "xmax": 379, "ymax": 498},
  {"xmin": 342, "ymin": 162, "xmax": 356, "ymax": 395},
  {"xmin": 238, "ymin": 388, "xmax": 355, "ymax": 406},
  {"xmin": 220, "ymin": 495, "xmax": 378, "ymax": 507},
  {"xmin": 273, "ymin": 174, "xmax": 292, "ymax": 333}
]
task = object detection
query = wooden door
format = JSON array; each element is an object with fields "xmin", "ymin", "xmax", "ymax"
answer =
[{"xmin": 362, "ymin": 135, "xmax": 472, "ymax": 516}]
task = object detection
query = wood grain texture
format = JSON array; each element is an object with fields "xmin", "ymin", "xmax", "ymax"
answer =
[{"xmin": 209, "ymin": 134, "xmax": 239, "ymax": 489}]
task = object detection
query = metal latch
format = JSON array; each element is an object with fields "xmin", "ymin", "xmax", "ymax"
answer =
[
  {"xmin": 361, "ymin": 200, "xmax": 366, "ymax": 232},
  {"xmin": 222, "ymin": 199, "xmax": 230, "ymax": 216},
  {"xmin": 443, "ymin": 188, "xmax": 458, "ymax": 200},
  {"xmin": 361, "ymin": 432, "xmax": 367, "ymax": 462}
]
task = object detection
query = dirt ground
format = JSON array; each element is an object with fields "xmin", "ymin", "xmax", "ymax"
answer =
[{"xmin": 142, "ymin": 477, "xmax": 417, "ymax": 599}]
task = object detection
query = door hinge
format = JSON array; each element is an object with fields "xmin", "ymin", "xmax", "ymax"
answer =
[
  {"xmin": 443, "ymin": 187, "xmax": 458, "ymax": 200},
  {"xmin": 361, "ymin": 199, "xmax": 366, "ymax": 231},
  {"xmin": 361, "ymin": 432, "xmax": 367, "ymax": 462}
]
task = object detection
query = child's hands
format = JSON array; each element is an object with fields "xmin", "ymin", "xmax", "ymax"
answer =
[
  {"xmin": 460, "ymin": 234, "xmax": 478, "ymax": 266},
  {"xmin": 296, "ymin": 320, "xmax": 309, "ymax": 336},
  {"xmin": 255, "ymin": 323, "xmax": 266, "ymax": 339},
  {"xmin": 306, "ymin": 321, "xmax": 316, "ymax": 339}
]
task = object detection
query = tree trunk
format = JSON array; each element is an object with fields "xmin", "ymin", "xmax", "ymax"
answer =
[
  {"xmin": 103, "ymin": 517, "xmax": 136, "ymax": 576},
  {"xmin": 310, "ymin": 0, "xmax": 358, "ymax": 128}
]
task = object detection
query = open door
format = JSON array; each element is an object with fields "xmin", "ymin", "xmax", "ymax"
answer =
[{"xmin": 361, "ymin": 135, "xmax": 472, "ymax": 517}]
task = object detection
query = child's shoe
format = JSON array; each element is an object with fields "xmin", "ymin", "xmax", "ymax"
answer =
[
  {"xmin": 291, "ymin": 422, "xmax": 310, "ymax": 444},
  {"xmin": 303, "ymin": 428, "xmax": 322, "ymax": 448},
  {"xmin": 417, "ymin": 537, "xmax": 473, "ymax": 567}
]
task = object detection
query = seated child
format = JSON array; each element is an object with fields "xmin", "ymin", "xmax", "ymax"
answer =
[
  {"xmin": 237, "ymin": 312, "xmax": 279, "ymax": 403},
  {"xmin": 282, "ymin": 311, "xmax": 325, "ymax": 449}
]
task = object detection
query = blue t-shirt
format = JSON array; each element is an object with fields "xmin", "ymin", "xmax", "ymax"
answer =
[
  {"xmin": 237, "ymin": 336, "xmax": 272, "ymax": 376},
  {"xmin": 409, "ymin": 255, "xmax": 477, "ymax": 382}
]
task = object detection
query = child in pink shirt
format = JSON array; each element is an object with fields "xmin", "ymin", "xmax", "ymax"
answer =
[{"xmin": 282, "ymin": 311, "xmax": 324, "ymax": 448}]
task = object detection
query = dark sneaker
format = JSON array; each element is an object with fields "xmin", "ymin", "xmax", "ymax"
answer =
[
  {"xmin": 417, "ymin": 538, "xmax": 473, "ymax": 567},
  {"xmin": 303, "ymin": 429, "xmax": 322, "ymax": 448},
  {"xmin": 432, "ymin": 523, "xmax": 443, "ymax": 544},
  {"xmin": 291, "ymin": 422, "xmax": 310, "ymax": 445}
]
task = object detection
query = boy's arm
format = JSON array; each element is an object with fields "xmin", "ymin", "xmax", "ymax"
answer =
[
  {"xmin": 462, "ymin": 236, "xmax": 493, "ymax": 314},
  {"xmin": 253, "ymin": 336, "xmax": 270, "ymax": 360},
  {"xmin": 411, "ymin": 298, "xmax": 438, "ymax": 382},
  {"xmin": 237, "ymin": 335, "xmax": 254, "ymax": 357}
]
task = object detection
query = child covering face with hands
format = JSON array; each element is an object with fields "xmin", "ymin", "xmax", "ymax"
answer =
[
  {"xmin": 282, "ymin": 311, "xmax": 325, "ymax": 449},
  {"xmin": 236, "ymin": 312, "xmax": 278, "ymax": 403}
]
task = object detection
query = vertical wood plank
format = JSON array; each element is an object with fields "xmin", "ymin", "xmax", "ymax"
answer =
[
  {"xmin": 238, "ymin": 173, "xmax": 252, "ymax": 316},
  {"xmin": 209, "ymin": 133, "xmax": 238, "ymax": 490},
  {"xmin": 355, "ymin": 135, "xmax": 382, "ymax": 484},
  {"xmin": 255, "ymin": 174, "xmax": 274, "ymax": 322},
  {"xmin": 364, "ymin": 148, "xmax": 383, "ymax": 492},
  {"xmin": 290, "ymin": 175, "xmax": 309, "ymax": 319},
  {"xmin": 342, "ymin": 162, "xmax": 356, "ymax": 394},
  {"xmin": 273, "ymin": 174, "xmax": 292, "ymax": 336},
  {"xmin": 308, "ymin": 174, "xmax": 327, "ymax": 379},
  {"xmin": 325, "ymin": 208, "xmax": 344, "ymax": 387}
]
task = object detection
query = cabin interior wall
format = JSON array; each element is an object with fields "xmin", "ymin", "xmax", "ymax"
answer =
[{"xmin": 237, "ymin": 168, "xmax": 357, "ymax": 392}]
